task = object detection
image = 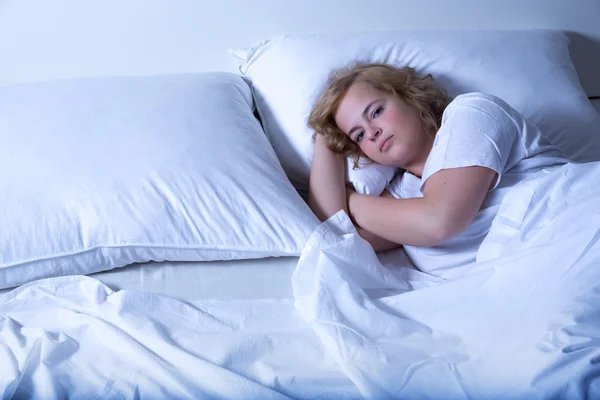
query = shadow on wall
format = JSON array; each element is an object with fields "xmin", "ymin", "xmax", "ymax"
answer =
[{"xmin": 565, "ymin": 31, "xmax": 600, "ymax": 98}]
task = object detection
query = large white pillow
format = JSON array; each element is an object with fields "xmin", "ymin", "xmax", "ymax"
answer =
[
  {"xmin": 235, "ymin": 30, "xmax": 600, "ymax": 197},
  {"xmin": 0, "ymin": 73, "xmax": 319, "ymax": 289}
]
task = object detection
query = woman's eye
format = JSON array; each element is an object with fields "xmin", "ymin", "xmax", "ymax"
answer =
[
  {"xmin": 372, "ymin": 107, "xmax": 383, "ymax": 118},
  {"xmin": 356, "ymin": 131, "xmax": 365, "ymax": 143}
]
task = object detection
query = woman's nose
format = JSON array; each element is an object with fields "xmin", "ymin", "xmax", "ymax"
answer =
[{"xmin": 367, "ymin": 127, "xmax": 381, "ymax": 141}]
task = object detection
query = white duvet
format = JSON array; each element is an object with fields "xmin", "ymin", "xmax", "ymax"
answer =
[{"xmin": 2, "ymin": 162, "xmax": 600, "ymax": 399}]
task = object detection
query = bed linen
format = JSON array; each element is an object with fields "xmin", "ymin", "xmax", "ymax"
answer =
[
  {"xmin": 294, "ymin": 161, "xmax": 600, "ymax": 399},
  {"xmin": 0, "ymin": 275, "xmax": 361, "ymax": 399},
  {"xmin": 0, "ymin": 257, "xmax": 299, "ymax": 301},
  {"xmin": 2, "ymin": 161, "xmax": 599, "ymax": 398},
  {"xmin": 87, "ymin": 248, "xmax": 418, "ymax": 302},
  {"xmin": 0, "ymin": 249, "xmax": 417, "ymax": 302},
  {"xmin": 0, "ymin": 72, "xmax": 318, "ymax": 290}
]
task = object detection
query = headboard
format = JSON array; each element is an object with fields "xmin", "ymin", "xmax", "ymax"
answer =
[{"xmin": 0, "ymin": 0, "xmax": 598, "ymax": 97}]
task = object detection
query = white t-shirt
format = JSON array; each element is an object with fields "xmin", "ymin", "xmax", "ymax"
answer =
[{"xmin": 387, "ymin": 92, "xmax": 567, "ymax": 279}]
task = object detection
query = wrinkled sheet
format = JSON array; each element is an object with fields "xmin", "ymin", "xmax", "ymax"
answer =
[
  {"xmin": 0, "ymin": 277, "xmax": 360, "ymax": 399},
  {"xmin": 293, "ymin": 162, "xmax": 600, "ymax": 399},
  {"xmin": 2, "ymin": 162, "xmax": 600, "ymax": 399}
]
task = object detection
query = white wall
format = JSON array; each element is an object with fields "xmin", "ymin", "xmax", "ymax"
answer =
[{"xmin": 0, "ymin": 0, "xmax": 599, "ymax": 95}]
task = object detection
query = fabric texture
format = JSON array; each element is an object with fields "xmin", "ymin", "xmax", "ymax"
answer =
[
  {"xmin": 293, "ymin": 161, "xmax": 600, "ymax": 399},
  {"xmin": 3, "ymin": 162, "xmax": 598, "ymax": 399},
  {"xmin": 0, "ymin": 73, "xmax": 319, "ymax": 289}
]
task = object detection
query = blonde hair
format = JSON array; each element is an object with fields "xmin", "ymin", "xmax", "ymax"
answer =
[{"xmin": 308, "ymin": 62, "xmax": 452, "ymax": 168}]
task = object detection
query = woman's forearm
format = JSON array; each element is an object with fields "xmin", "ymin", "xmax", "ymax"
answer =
[
  {"xmin": 348, "ymin": 166, "xmax": 497, "ymax": 247},
  {"xmin": 351, "ymin": 189, "xmax": 403, "ymax": 252},
  {"xmin": 308, "ymin": 136, "xmax": 348, "ymax": 221},
  {"xmin": 348, "ymin": 193, "xmax": 443, "ymax": 247},
  {"xmin": 354, "ymin": 225, "xmax": 402, "ymax": 252}
]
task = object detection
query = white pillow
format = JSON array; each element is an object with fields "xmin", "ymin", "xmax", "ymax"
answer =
[
  {"xmin": 235, "ymin": 30, "xmax": 600, "ymax": 197},
  {"xmin": 0, "ymin": 73, "xmax": 319, "ymax": 289},
  {"xmin": 346, "ymin": 158, "xmax": 398, "ymax": 196}
]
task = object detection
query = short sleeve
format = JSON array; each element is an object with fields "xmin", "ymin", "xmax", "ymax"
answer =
[
  {"xmin": 386, "ymin": 171, "xmax": 422, "ymax": 199},
  {"xmin": 420, "ymin": 93, "xmax": 520, "ymax": 193}
]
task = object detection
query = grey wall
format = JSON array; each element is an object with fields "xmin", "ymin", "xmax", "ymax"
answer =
[{"xmin": 1, "ymin": 0, "xmax": 598, "ymax": 95}]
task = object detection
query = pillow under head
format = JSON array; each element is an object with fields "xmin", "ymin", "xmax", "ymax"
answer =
[{"xmin": 235, "ymin": 30, "xmax": 600, "ymax": 197}]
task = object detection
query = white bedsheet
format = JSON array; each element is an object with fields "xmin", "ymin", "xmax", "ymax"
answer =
[
  {"xmin": 0, "ymin": 275, "xmax": 359, "ymax": 399},
  {"xmin": 294, "ymin": 161, "xmax": 600, "ymax": 399},
  {"xmin": 88, "ymin": 256, "xmax": 300, "ymax": 301},
  {"xmin": 86, "ymin": 246, "xmax": 418, "ymax": 302},
  {"xmin": 2, "ymin": 162, "xmax": 600, "ymax": 398},
  {"xmin": 0, "ymin": 257, "xmax": 302, "ymax": 302},
  {"xmin": 0, "ymin": 243, "xmax": 417, "ymax": 303}
]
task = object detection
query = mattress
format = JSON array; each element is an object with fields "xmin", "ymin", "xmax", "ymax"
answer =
[
  {"xmin": 0, "ymin": 257, "xmax": 296, "ymax": 301},
  {"xmin": 88, "ymin": 256, "xmax": 300, "ymax": 301},
  {"xmin": 0, "ymin": 247, "xmax": 419, "ymax": 302}
]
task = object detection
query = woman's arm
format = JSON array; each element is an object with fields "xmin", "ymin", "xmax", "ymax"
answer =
[
  {"xmin": 353, "ymin": 189, "xmax": 402, "ymax": 252},
  {"xmin": 308, "ymin": 135, "xmax": 402, "ymax": 253},
  {"xmin": 308, "ymin": 135, "xmax": 348, "ymax": 221},
  {"xmin": 347, "ymin": 166, "xmax": 497, "ymax": 247}
]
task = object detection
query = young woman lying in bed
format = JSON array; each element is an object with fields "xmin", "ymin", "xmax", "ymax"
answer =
[{"xmin": 308, "ymin": 62, "xmax": 568, "ymax": 275}]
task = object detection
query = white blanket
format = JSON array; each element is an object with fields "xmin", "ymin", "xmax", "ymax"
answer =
[
  {"xmin": 2, "ymin": 162, "xmax": 600, "ymax": 399},
  {"xmin": 0, "ymin": 278, "xmax": 359, "ymax": 399},
  {"xmin": 293, "ymin": 161, "xmax": 600, "ymax": 399}
]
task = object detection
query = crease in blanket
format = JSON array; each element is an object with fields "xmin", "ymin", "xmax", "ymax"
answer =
[
  {"xmin": 292, "ymin": 212, "xmax": 471, "ymax": 399},
  {"xmin": 1, "ymin": 275, "xmax": 358, "ymax": 399},
  {"xmin": 1, "ymin": 162, "xmax": 600, "ymax": 399},
  {"xmin": 293, "ymin": 162, "xmax": 600, "ymax": 399}
]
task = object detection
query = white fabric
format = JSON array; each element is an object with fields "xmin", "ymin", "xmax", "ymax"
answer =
[
  {"xmin": 346, "ymin": 157, "xmax": 397, "ymax": 196},
  {"xmin": 0, "ymin": 276, "xmax": 360, "ymax": 399},
  {"xmin": 421, "ymin": 93, "xmax": 567, "ymax": 192},
  {"xmin": 0, "ymin": 73, "xmax": 319, "ymax": 289},
  {"xmin": 88, "ymin": 245, "xmax": 417, "ymax": 301},
  {"xmin": 2, "ymin": 161, "xmax": 599, "ymax": 399},
  {"xmin": 294, "ymin": 161, "xmax": 600, "ymax": 399},
  {"xmin": 0, "ymin": 251, "xmax": 416, "ymax": 302},
  {"xmin": 387, "ymin": 93, "xmax": 568, "ymax": 278},
  {"xmin": 235, "ymin": 30, "xmax": 600, "ymax": 198}
]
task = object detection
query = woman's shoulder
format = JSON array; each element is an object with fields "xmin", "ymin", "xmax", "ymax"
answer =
[
  {"xmin": 442, "ymin": 92, "xmax": 521, "ymax": 125},
  {"xmin": 448, "ymin": 92, "xmax": 512, "ymax": 111}
]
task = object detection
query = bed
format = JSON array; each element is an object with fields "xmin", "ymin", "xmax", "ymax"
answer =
[{"xmin": 1, "ymin": 1, "xmax": 600, "ymax": 398}]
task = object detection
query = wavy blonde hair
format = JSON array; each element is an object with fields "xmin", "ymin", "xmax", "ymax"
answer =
[{"xmin": 308, "ymin": 62, "xmax": 452, "ymax": 168}]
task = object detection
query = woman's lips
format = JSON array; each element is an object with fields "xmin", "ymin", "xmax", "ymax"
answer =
[{"xmin": 380, "ymin": 135, "xmax": 393, "ymax": 152}]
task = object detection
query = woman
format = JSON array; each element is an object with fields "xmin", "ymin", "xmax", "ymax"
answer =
[{"xmin": 308, "ymin": 62, "xmax": 568, "ymax": 278}]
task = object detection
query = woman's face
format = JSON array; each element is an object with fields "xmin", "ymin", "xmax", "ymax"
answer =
[{"xmin": 334, "ymin": 81, "xmax": 432, "ymax": 172}]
